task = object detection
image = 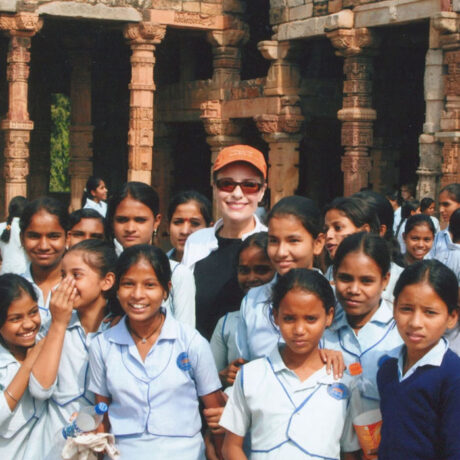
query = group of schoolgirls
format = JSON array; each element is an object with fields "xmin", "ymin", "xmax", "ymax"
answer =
[{"xmin": 0, "ymin": 145, "xmax": 458, "ymax": 460}]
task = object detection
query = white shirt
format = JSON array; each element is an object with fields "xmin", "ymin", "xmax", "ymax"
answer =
[
  {"xmin": 210, "ymin": 311, "xmax": 240, "ymax": 371},
  {"xmin": 393, "ymin": 207, "xmax": 402, "ymax": 235},
  {"xmin": 397, "ymin": 338, "xmax": 448, "ymax": 381},
  {"xmin": 83, "ymin": 199, "xmax": 107, "ymax": 218},
  {"xmin": 182, "ymin": 215, "xmax": 267, "ymax": 271},
  {"xmin": 0, "ymin": 344, "xmax": 45, "ymax": 460},
  {"xmin": 88, "ymin": 313, "xmax": 221, "ymax": 458},
  {"xmin": 0, "ymin": 218, "xmax": 29, "ymax": 275},
  {"xmin": 220, "ymin": 345, "xmax": 359, "ymax": 459},
  {"xmin": 321, "ymin": 298, "xmax": 403, "ymax": 400},
  {"xmin": 432, "ymin": 232, "xmax": 460, "ymax": 283}
]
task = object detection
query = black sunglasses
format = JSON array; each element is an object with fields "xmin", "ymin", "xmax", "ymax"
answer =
[{"xmin": 215, "ymin": 179, "xmax": 264, "ymax": 194}]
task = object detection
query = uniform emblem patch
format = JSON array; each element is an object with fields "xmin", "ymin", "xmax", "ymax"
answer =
[
  {"xmin": 177, "ymin": 352, "xmax": 192, "ymax": 371},
  {"xmin": 327, "ymin": 383, "xmax": 350, "ymax": 400}
]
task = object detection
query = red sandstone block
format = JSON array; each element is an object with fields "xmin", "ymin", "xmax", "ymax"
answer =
[
  {"xmin": 201, "ymin": 2, "xmax": 222, "ymax": 14},
  {"xmin": 328, "ymin": 0, "xmax": 343, "ymax": 13}
]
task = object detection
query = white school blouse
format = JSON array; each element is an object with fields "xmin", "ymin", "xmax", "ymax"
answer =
[
  {"xmin": 0, "ymin": 218, "xmax": 29, "ymax": 275},
  {"xmin": 26, "ymin": 311, "xmax": 111, "ymax": 460},
  {"xmin": 210, "ymin": 311, "xmax": 240, "ymax": 371},
  {"xmin": 0, "ymin": 344, "xmax": 45, "ymax": 460},
  {"xmin": 320, "ymin": 298, "xmax": 403, "ymax": 400},
  {"xmin": 83, "ymin": 199, "xmax": 107, "ymax": 218},
  {"xmin": 220, "ymin": 345, "xmax": 359, "ymax": 459},
  {"xmin": 88, "ymin": 312, "xmax": 221, "ymax": 459}
]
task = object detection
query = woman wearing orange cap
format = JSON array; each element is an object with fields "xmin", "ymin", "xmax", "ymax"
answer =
[{"xmin": 182, "ymin": 145, "xmax": 268, "ymax": 340}]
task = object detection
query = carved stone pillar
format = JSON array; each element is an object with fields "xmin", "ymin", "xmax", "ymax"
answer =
[
  {"xmin": 152, "ymin": 122, "xmax": 175, "ymax": 249},
  {"xmin": 68, "ymin": 47, "xmax": 93, "ymax": 212},
  {"xmin": 433, "ymin": 13, "xmax": 460, "ymax": 188},
  {"xmin": 417, "ymin": 21, "xmax": 444, "ymax": 199},
  {"xmin": 369, "ymin": 137, "xmax": 399, "ymax": 193},
  {"xmin": 206, "ymin": 23, "xmax": 249, "ymax": 87},
  {"xmin": 327, "ymin": 28, "xmax": 379, "ymax": 196},
  {"xmin": 201, "ymin": 100, "xmax": 243, "ymax": 219},
  {"xmin": 255, "ymin": 103, "xmax": 304, "ymax": 206},
  {"xmin": 0, "ymin": 13, "xmax": 42, "ymax": 209},
  {"xmin": 124, "ymin": 22, "xmax": 166, "ymax": 184}
]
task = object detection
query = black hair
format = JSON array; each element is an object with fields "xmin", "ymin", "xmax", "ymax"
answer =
[
  {"xmin": 272, "ymin": 268, "xmax": 335, "ymax": 314},
  {"xmin": 394, "ymin": 259, "xmax": 458, "ymax": 314},
  {"xmin": 81, "ymin": 176, "xmax": 105, "ymax": 208},
  {"xmin": 385, "ymin": 189, "xmax": 402, "ymax": 207},
  {"xmin": 267, "ymin": 196, "xmax": 323, "ymax": 238},
  {"xmin": 353, "ymin": 191, "xmax": 394, "ymax": 240},
  {"xmin": 67, "ymin": 239, "xmax": 117, "ymax": 278},
  {"xmin": 20, "ymin": 197, "xmax": 69, "ymax": 233},
  {"xmin": 115, "ymin": 244, "xmax": 171, "ymax": 297},
  {"xmin": 449, "ymin": 208, "xmax": 460, "ymax": 243},
  {"xmin": 324, "ymin": 196, "xmax": 380, "ymax": 234},
  {"xmin": 420, "ymin": 197, "xmax": 435, "ymax": 213},
  {"xmin": 167, "ymin": 190, "xmax": 212, "ymax": 225},
  {"xmin": 333, "ymin": 232, "xmax": 390, "ymax": 276},
  {"xmin": 106, "ymin": 182, "xmax": 160, "ymax": 240},
  {"xmin": 440, "ymin": 183, "xmax": 460, "ymax": 203},
  {"xmin": 237, "ymin": 231, "xmax": 269, "ymax": 262},
  {"xmin": 400, "ymin": 199, "xmax": 420, "ymax": 221},
  {"xmin": 0, "ymin": 274, "xmax": 38, "ymax": 329},
  {"xmin": 404, "ymin": 214, "xmax": 435, "ymax": 237},
  {"xmin": 69, "ymin": 208, "xmax": 105, "ymax": 230},
  {"xmin": 1, "ymin": 196, "xmax": 28, "ymax": 243}
]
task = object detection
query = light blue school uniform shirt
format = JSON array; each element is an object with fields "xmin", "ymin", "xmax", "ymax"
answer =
[
  {"xmin": 430, "ymin": 227, "xmax": 450, "ymax": 258},
  {"xmin": 0, "ymin": 344, "xmax": 45, "ymax": 460},
  {"xmin": 21, "ymin": 265, "xmax": 55, "ymax": 321},
  {"xmin": 236, "ymin": 278, "xmax": 281, "ymax": 361},
  {"xmin": 26, "ymin": 311, "xmax": 110, "ymax": 460},
  {"xmin": 83, "ymin": 198, "xmax": 107, "ymax": 218},
  {"xmin": 88, "ymin": 311, "xmax": 221, "ymax": 459},
  {"xmin": 321, "ymin": 298, "xmax": 403, "ymax": 400},
  {"xmin": 210, "ymin": 311, "xmax": 240, "ymax": 372},
  {"xmin": 220, "ymin": 345, "xmax": 359, "ymax": 459},
  {"xmin": 432, "ymin": 233, "xmax": 460, "ymax": 283}
]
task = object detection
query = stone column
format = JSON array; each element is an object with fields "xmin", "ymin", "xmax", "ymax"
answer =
[
  {"xmin": 327, "ymin": 28, "xmax": 379, "ymax": 196},
  {"xmin": 201, "ymin": 100, "xmax": 243, "ymax": 219},
  {"xmin": 416, "ymin": 21, "xmax": 444, "ymax": 199},
  {"xmin": 152, "ymin": 122, "xmax": 175, "ymax": 248},
  {"xmin": 68, "ymin": 47, "xmax": 93, "ymax": 212},
  {"xmin": 0, "ymin": 13, "xmax": 42, "ymax": 209},
  {"xmin": 432, "ymin": 13, "xmax": 460, "ymax": 187},
  {"xmin": 206, "ymin": 22, "xmax": 249, "ymax": 87},
  {"xmin": 124, "ymin": 22, "xmax": 166, "ymax": 184},
  {"xmin": 255, "ymin": 108, "xmax": 304, "ymax": 206}
]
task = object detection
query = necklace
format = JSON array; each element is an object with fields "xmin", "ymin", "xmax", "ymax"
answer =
[{"xmin": 128, "ymin": 314, "xmax": 164, "ymax": 344}]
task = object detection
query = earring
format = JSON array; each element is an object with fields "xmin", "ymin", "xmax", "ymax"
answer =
[{"xmin": 153, "ymin": 229, "xmax": 158, "ymax": 237}]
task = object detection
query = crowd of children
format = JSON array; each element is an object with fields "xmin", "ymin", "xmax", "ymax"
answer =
[{"xmin": 0, "ymin": 149, "xmax": 459, "ymax": 460}]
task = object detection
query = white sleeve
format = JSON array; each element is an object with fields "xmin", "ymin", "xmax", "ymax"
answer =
[
  {"xmin": 29, "ymin": 371, "xmax": 56, "ymax": 400},
  {"xmin": 88, "ymin": 337, "xmax": 109, "ymax": 398},
  {"xmin": 218, "ymin": 367, "xmax": 250, "ymax": 437},
  {"xmin": 210, "ymin": 316, "xmax": 229, "ymax": 372},
  {"xmin": 0, "ymin": 367, "xmax": 13, "ymax": 425},
  {"xmin": 169, "ymin": 263, "xmax": 196, "ymax": 328},
  {"xmin": 340, "ymin": 398, "xmax": 360, "ymax": 452},
  {"xmin": 235, "ymin": 297, "xmax": 250, "ymax": 361},
  {"xmin": 188, "ymin": 332, "xmax": 222, "ymax": 397}
]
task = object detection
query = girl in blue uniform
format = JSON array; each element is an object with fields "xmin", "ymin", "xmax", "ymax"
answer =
[
  {"xmin": 19, "ymin": 197, "xmax": 69, "ymax": 319},
  {"xmin": 378, "ymin": 260, "xmax": 460, "ymax": 459},
  {"xmin": 237, "ymin": 196, "xmax": 343, "ymax": 367},
  {"xmin": 26, "ymin": 239, "xmax": 116, "ymax": 459},
  {"xmin": 321, "ymin": 232, "xmax": 403, "ymax": 401},
  {"xmin": 400, "ymin": 214, "xmax": 435, "ymax": 267},
  {"xmin": 220, "ymin": 269, "xmax": 360, "ymax": 460},
  {"xmin": 167, "ymin": 190, "xmax": 212, "ymax": 263},
  {"xmin": 0, "ymin": 274, "xmax": 44, "ymax": 459},
  {"xmin": 107, "ymin": 182, "xmax": 196, "ymax": 327},
  {"xmin": 89, "ymin": 244, "xmax": 225, "ymax": 459}
]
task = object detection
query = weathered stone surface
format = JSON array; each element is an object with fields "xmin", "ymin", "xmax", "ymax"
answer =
[{"xmin": 36, "ymin": 2, "xmax": 142, "ymax": 20}]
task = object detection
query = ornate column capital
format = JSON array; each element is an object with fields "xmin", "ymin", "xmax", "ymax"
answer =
[
  {"xmin": 327, "ymin": 28, "xmax": 380, "ymax": 57},
  {"xmin": 123, "ymin": 22, "xmax": 167, "ymax": 45},
  {"xmin": 206, "ymin": 21, "xmax": 249, "ymax": 48},
  {"xmin": 0, "ymin": 12, "xmax": 42, "ymax": 37}
]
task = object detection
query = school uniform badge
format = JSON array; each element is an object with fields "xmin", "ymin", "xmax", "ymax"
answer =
[
  {"xmin": 327, "ymin": 383, "xmax": 350, "ymax": 400},
  {"xmin": 177, "ymin": 352, "xmax": 192, "ymax": 371}
]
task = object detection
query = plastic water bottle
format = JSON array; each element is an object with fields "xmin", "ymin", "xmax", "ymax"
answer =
[
  {"xmin": 348, "ymin": 362, "xmax": 381, "ymax": 460},
  {"xmin": 62, "ymin": 402, "xmax": 108, "ymax": 439}
]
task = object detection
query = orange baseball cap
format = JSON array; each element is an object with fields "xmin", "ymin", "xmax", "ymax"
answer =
[{"xmin": 213, "ymin": 145, "xmax": 267, "ymax": 180}]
